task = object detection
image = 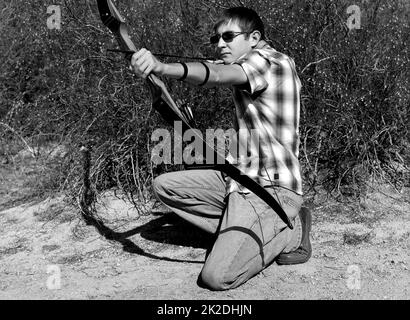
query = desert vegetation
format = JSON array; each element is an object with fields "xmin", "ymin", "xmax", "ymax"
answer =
[{"xmin": 1, "ymin": 0, "xmax": 409, "ymax": 216}]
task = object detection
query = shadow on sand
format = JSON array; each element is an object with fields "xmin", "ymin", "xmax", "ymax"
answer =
[{"xmin": 81, "ymin": 211, "xmax": 215, "ymax": 264}]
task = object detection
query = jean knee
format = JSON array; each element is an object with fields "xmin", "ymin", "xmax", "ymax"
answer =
[
  {"xmin": 152, "ymin": 174, "xmax": 169, "ymax": 199},
  {"xmin": 200, "ymin": 267, "xmax": 227, "ymax": 291},
  {"xmin": 200, "ymin": 263, "xmax": 243, "ymax": 291}
]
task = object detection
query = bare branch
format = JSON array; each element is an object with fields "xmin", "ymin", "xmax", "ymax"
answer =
[{"xmin": 301, "ymin": 56, "xmax": 336, "ymax": 74}]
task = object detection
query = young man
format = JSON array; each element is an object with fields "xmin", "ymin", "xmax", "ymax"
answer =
[{"xmin": 130, "ymin": 7, "xmax": 311, "ymax": 290}]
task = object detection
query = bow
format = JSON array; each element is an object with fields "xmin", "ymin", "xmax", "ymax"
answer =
[
  {"xmin": 96, "ymin": 0, "xmax": 293, "ymax": 229},
  {"xmin": 97, "ymin": 0, "xmax": 194, "ymax": 127}
]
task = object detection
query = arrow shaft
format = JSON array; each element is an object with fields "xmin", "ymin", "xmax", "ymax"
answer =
[{"xmin": 107, "ymin": 48, "xmax": 213, "ymax": 61}]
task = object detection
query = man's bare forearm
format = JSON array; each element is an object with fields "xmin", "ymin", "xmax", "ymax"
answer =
[{"xmin": 160, "ymin": 62, "xmax": 247, "ymax": 88}]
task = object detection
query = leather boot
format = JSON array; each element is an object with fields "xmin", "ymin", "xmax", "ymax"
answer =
[{"xmin": 276, "ymin": 207, "xmax": 312, "ymax": 265}]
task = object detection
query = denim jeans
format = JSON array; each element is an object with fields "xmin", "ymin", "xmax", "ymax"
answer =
[{"xmin": 153, "ymin": 169, "xmax": 303, "ymax": 290}]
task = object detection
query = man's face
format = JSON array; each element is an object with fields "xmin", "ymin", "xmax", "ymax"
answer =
[{"xmin": 215, "ymin": 21, "xmax": 255, "ymax": 64}]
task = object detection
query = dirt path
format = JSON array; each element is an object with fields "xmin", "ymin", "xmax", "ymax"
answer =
[{"xmin": 0, "ymin": 178, "xmax": 409, "ymax": 299}]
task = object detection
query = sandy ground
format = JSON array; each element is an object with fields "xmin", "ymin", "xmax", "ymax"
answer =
[{"xmin": 0, "ymin": 155, "xmax": 409, "ymax": 300}]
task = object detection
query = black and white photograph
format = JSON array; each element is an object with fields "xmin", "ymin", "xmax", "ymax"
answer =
[{"xmin": 0, "ymin": 0, "xmax": 408, "ymax": 307}]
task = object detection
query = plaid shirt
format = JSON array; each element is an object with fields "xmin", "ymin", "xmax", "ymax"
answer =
[{"xmin": 225, "ymin": 41, "xmax": 303, "ymax": 195}]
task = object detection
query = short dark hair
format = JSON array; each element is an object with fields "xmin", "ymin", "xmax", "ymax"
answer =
[{"xmin": 213, "ymin": 7, "xmax": 265, "ymax": 40}]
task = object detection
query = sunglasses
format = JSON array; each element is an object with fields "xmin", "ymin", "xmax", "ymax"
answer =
[{"xmin": 210, "ymin": 31, "xmax": 249, "ymax": 44}]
